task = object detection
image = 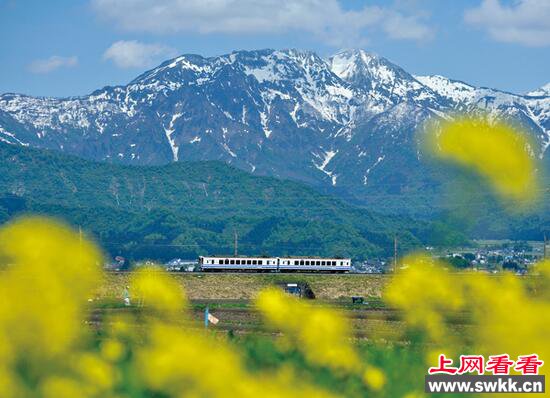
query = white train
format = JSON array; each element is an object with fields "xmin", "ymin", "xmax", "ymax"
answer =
[{"xmin": 198, "ymin": 256, "xmax": 351, "ymax": 272}]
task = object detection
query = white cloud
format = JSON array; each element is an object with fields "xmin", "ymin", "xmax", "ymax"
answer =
[
  {"xmin": 103, "ymin": 40, "xmax": 177, "ymax": 68},
  {"xmin": 92, "ymin": 0, "xmax": 434, "ymax": 46},
  {"xmin": 28, "ymin": 55, "xmax": 78, "ymax": 74},
  {"xmin": 465, "ymin": 0, "xmax": 550, "ymax": 47}
]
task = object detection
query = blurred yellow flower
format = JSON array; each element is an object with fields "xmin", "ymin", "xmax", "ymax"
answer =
[
  {"xmin": 130, "ymin": 265, "xmax": 186, "ymax": 316},
  {"xmin": 100, "ymin": 339, "xmax": 125, "ymax": 362},
  {"xmin": 0, "ymin": 217, "xmax": 103, "ymax": 397},
  {"xmin": 385, "ymin": 254, "xmax": 464, "ymax": 344},
  {"xmin": 137, "ymin": 322, "xmax": 336, "ymax": 398},
  {"xmin": 363, "ymin": 366, "xmax": 386, "ymax": 391},
  {"xmin": 425, "ymin": 116, "xmax": 538, "ymax": 204},
  {"xmin": 256, "ymin": 287, "xmax": 360, "ymax": 372},
  {"xmin": 386, "ymin": 252, "xmax": 550, "ymax": 394}
]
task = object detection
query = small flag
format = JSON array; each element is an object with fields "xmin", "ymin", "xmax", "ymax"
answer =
[{"xmin": 208, "ymin": 313, "xmax": 219, "ymax": 325}]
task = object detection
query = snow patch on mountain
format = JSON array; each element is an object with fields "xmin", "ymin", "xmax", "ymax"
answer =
[
  {"xmin": 313, "ymin": 149, "xmax": 338, "ymax": 186},
  {"xmin": 414, "ymin": 75, "xmax": 477, "ymax": 103},
  {"xmin": 163, "ymin": 112, "xmax": 182, "ymax": 161},
  {"xmin": 528, "ymin": 83, "xmax": 550, "ymax": 97},
  {"xmin": 363, "ymin": 155, "xmax": 385, "ymax": 186}
]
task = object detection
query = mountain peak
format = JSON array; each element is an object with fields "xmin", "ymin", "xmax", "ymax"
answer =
[
  {"xmin": 327, "ymin": 49, "xmax": 441, "ymax": 111},
  {"xmin": 414, "ymin": 75, "xmax": 477, "ymax": 103},
  {"xmin": 528, "ymin": 82, "xmax": 550, "ymax": 97},
  {"xmin": 327, "ymin": 49, "xmax": 385, "ymax": 83},
  {"xmin": 328, "ymin": 49, "xmax": 421, "ymax": 89}
]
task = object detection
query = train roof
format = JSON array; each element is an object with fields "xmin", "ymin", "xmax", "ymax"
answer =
[{"xmin": 200, "ymin": 255, "xmax": 350, "ymax": 260}]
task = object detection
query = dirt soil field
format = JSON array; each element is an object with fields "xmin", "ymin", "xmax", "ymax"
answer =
[{"xmin": 97, "ymin": 273, "xmax": 390, "ymax": 300}]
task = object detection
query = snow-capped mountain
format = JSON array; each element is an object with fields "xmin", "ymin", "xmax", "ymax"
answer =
[
  {"xmin": 415, "ymin": 74, "xmax": 550, "ymax": 152},
  {"xmin": 0, "ymin": 48, "xmax": 548, "ymax": 211},
  {"xmin": 528, "ymin": 83, "xmax": 550, "ymax": 97},
  {"xmin": 328, "ymin": 50, "xmax": 443, "ymax": 113}
]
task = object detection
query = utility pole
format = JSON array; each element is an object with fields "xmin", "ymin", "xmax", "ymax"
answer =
[
  {"xmin": 234, "ymin": 229, "xmax": 238, "ymax": 257},
  {"xmin": 544, "ymin": 234, "xmax": 547, "ymax": 260},
  {"xmin": 78, "ymin": 226, "xmax": 83, "ymax": 261},
  {"xmin": 393, "ymin": 234, "xmax": 398, "ymax": 272}
]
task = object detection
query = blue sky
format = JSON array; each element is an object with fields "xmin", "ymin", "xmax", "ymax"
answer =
[{"xmin": 0, "ymin": 0, "xmax": 549, "ymax": 97}]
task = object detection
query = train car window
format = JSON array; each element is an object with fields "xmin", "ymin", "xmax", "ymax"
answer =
[
  {"xmin": 230, "ymin": 259, "xmax": 234, "ymax": 265},
  {"xmin": 246, "ymin": 260, "xmax": 250, "ymax": 265}
]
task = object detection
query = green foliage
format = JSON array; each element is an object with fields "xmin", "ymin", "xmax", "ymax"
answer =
[
  {"xmin": 502, "ymin": 260, "xmax": 524, "ymax": 271},
  {"xmin": 447, "ymin": 255, "xmax": 471, "ymax": 269},
  {"xmin": 0, "ymin": 143, "xmax": 442, "ymax": 261},
  {"xmin": 237, "ymin": 335, "xmax": 463, "ymax": 398}
]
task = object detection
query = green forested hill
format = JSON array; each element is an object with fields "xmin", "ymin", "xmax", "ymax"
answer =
[{"xmin": 0, "ymin": 143, "xmax": 449, "ymax": 262}]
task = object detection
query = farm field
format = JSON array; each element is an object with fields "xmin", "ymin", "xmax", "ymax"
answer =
[
  {"xmin": 97, "ymin": 272, "xmax": 390, "ymax": 300},
  {"xmin": 91, "ymin": 272, "xmax": 481, "ymax": 342}
]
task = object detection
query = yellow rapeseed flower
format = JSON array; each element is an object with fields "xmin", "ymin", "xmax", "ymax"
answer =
[
  {"xmin": 425, "ymin": 116, "xmax": 538, "ymax": 205},
  {"xmin": 137, "ymin": 322, "xmax": 337, "ymax": 398},
  {"xmin": 256, "ymin": 287, "xmax": 361, "ymax": 373},
  {"xmin": 385, "ymin": 254, "xmax": 464, "ymax": 344},
  {"xmin": 0, "ymin": 217, "xmax": 103, "ymax": 397},
  {"xmin": 363, "ymin": 366, "xmax": 386, "ymax": 391},
  {"xmin": 130, "ymin": 265, "xmax": 186, "ymax": 316}
]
